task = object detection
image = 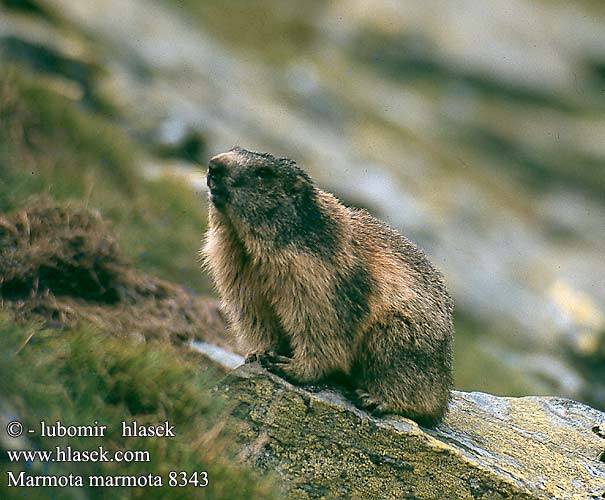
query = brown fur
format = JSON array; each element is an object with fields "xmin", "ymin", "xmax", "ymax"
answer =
[{"xmin": 201, "ymin": 148, "xmax": 454, "ymax": 426}]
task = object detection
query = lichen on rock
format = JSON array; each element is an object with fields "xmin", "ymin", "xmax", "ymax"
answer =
[{"xmin": 220, "ymin": 362, "xmax": 605, "ymax": 500}]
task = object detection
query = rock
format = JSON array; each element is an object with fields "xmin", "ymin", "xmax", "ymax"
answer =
[{"xmin": 220, "ymin": 363, "xmax": 605, "ymax": 500}]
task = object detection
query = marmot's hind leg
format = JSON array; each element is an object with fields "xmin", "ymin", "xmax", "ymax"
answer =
[{"xmin": 352, "ymin": 315, "xmax": 452, "ymax": 427}]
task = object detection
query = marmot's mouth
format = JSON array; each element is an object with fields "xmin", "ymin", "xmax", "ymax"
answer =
[
  {"xmin": 209, "ymin": 191, "xmax": 228, "ymax": 209},
  {"xmin": 207, "ymin": 180, "xmax": 229, "ymax": 209}
]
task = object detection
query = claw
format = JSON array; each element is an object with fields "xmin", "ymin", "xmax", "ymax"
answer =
[
  {"xmin": 265, "ymin": 354, "xmax": 292, "ymax": 364},
  {"xmin": 245, "ymin": 351, "xmax": 261, "ymax": 364},
  {"xmin": 356, "ymin": 390, "xmax": 382, "ymax": 411},
  {"xmin": 265, "ymin": 361, "xmax": 290, "ymax": 376},
  {"xmin": 245, "ymin": 350, "xmax": 291, "ymax": 365},
  {"xmin": 264, "ymin": 359, "xmax": 298, "ymax": 382}
]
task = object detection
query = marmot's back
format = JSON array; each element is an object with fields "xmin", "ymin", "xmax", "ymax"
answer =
[
  {"xmin": 203, "ymin": 147, "xmax": 454, "ymax": 426},
  {"xmin": 348, "ymin": 207, "xmax": 453, "ymax": 330}
]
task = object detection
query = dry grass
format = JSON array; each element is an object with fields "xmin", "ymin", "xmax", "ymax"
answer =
[{"xmin": 0, "ymin": 196, "xmax": 227, "ymax": 346}]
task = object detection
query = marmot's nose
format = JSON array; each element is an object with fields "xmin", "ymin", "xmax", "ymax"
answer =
[
  {"xmin": 207, "ymin": 155, "xmax": 231, "ymax": 192},
  {"xmin": 207, "ymin": 154, "xmax": 232, "ymax": 210},
  {"xmin": 208, "ymin": 157, "xmax": 228, "ymax": 180}
]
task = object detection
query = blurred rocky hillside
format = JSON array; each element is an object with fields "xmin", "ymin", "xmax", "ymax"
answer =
[{"xmin": 1, "ymin": 0, "xmax": 603, "ymax": 407}]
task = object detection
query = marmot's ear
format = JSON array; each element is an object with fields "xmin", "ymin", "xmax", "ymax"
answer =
[{"xmin": 290, "ymin": 175, "xmax": 307, "ymax": 194}]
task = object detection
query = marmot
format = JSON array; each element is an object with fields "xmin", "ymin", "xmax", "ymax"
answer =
[{"xmin": 201, "ymin": 147, "xmax": 454, "ymax": 426}]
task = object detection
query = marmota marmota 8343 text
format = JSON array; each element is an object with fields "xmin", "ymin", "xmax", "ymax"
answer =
[{"xmin": 202, "ymin": 147, "xmax": 454, "ymax": 426}]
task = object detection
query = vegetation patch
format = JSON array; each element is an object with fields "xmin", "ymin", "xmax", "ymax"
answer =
[
  {"xmin": 0, "ymin": 312, "xmax": 278, "ymax": 500},
  {"xmin": 0, "ymin": 67, "xmax": 212, "ymax": 294},
  {"xmin": 0, "ymin": 61, "xmax": 274, "ymax": 498},
  {"xmin": 0, "ymin": 196, "xmax": 227, "ymax": 346}
]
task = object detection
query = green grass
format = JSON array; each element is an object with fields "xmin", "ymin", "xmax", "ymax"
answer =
[
  {"xmin": 0, "ymin": 312, "xmax": 278, "ymax": 499},
  {"xmin": 115, "ymin": 176, "xmax": 213, "ymax": 294},
  {"xmin": 0, "ymin": 67, "xmax": 212, "ymax": 294}
]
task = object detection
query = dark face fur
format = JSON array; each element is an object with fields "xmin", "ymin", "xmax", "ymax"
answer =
[{"xmin": 206, "ymin": 147, "xmax": 329, "ymax": 250}]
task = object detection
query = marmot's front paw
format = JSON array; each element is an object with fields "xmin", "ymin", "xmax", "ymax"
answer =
[
  {"xmin": 244, "ymin": 350, "xmax": 265, "ymax": 364},
  {"xmin": 266, "ymin": 358, "xmax": 323, "ymax": 385},
  {"xmin": 262, "ymin": 356, "xmax": 300, "ymax": 382},
  {"xmin": 246, "ymin": 350, "xmax": 291, "ymax": 367}
]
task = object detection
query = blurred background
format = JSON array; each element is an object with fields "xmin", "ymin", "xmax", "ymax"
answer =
[{"xmin": 1, "ymin": 0, "xmax": 604, "ymax": 407}]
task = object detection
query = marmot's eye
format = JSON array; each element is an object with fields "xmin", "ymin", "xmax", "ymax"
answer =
[{"xmin": 255, "ymin": 167, "xmax": 274, "ymax": 180}]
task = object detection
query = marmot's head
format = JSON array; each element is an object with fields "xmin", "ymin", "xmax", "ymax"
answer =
[
  {"xmin": 206, "ymin": 147, "xmax": 311, "ymax": 213},
  {"xmin": 206, "ymin": 147, "xmax": 334, "ymax": 253}
]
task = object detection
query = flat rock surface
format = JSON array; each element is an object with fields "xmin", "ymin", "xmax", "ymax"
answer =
[{"xmin": 221, "ymin": 363, "xmax": 605, "ymax": 500}]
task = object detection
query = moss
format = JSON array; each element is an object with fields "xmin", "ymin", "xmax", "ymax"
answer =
[{"xmin": 0, "ymin": 311, "xmax": 279, "ymax": 499}]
